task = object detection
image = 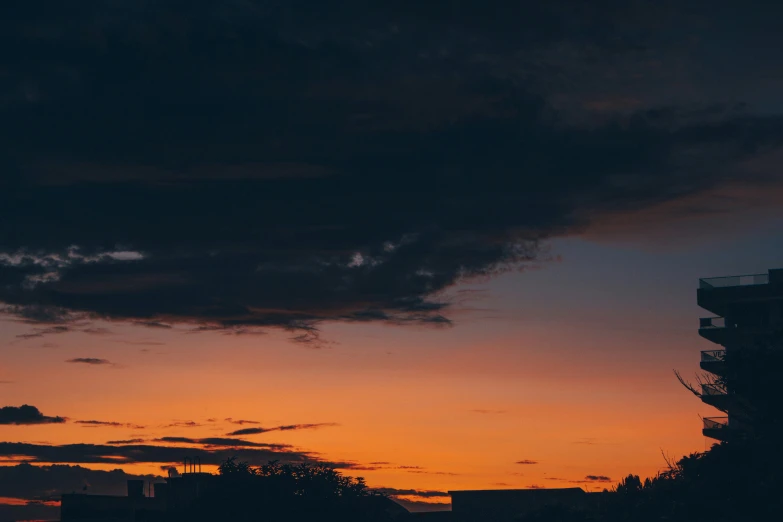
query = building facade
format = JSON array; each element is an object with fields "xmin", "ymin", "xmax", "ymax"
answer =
[
  {"xmin": 697, "ymin": 268, "xmax": 783, "ymax": 441},
  {"xmin": 61, "ymin": 462, "xmax": 216, "ymax": 522},
  {"xmin": 448, "ymin": 488, "xmax": 591, "ymax": 522}
]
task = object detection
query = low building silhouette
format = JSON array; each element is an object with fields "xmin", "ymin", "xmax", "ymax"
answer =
[
  {"xmin": 448, "ymin": 487, "xmax": 591, "ymax": 522},
  {"xmin": 61, "ymin": 458, "xmax": 216, "ymax": 521}
]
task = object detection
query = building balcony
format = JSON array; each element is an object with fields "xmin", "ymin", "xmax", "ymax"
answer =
[
  {"xmin": 700, "ymin": 349, "xmax": 726, "ymax": 375},
  {"xmin": 702, "ymin": 416, "xmax": 730, "ymax": 441},
  {"xmin": 697, "ymin": 269, "xmax": 782, "ymax": 316},
  {"xmin": 699, "ymin": 273, "xmax": 769, "ymax": 290},
  {"xmin": 700, "ymin": 383, "xmax": 729, "ymax": 408},
  {"xmin": 698, "ymin": 316, "xmax": 726, "ymax": 344}
]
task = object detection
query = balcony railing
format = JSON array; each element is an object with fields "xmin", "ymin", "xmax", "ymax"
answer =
[
  {"xmin": 703, "ymin": 417, "xmax": 729, "ymax": 430},
  {"xmin": 699, "ymin": 273, "xmax": 769, "ymax": 289},
  {"xmin": 701, "ymin": 384, "xmax": 727, "ymax": 396},
  {"xmin": 699, "ymin": 316, "xmax": 725, "ymax": 329},
  {"xmin": 701, "ymin": 350, "xmax": 726, "ymax": 363}
]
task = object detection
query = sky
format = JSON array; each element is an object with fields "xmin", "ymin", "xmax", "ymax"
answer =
[{"xmin": 2, "ymin": 0, "xmax": 783, "ymax": 518}]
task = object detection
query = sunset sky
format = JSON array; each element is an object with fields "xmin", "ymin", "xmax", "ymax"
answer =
[{"xmin": 2, "ymin": 1, "xmax": 783, "ymax": 519}]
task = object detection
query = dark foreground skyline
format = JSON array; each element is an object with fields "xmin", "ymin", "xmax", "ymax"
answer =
[{"xmin": 2, "ymin": 1, "xmax": 783, "ymax": 519}]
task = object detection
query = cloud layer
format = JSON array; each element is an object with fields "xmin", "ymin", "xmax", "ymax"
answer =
[
  {"xmin": 0, "ymin": 441, "xmax": 351, "ymax": 469},
  {"xmin": 2, "ymin": 1, "xmax": 783, "ymax": 339}
]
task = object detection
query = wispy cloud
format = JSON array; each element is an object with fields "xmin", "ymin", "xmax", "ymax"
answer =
[
  {"xmin": 114, "ymin": 340, "xmax": 165, "ymax": 346},
  {"xmin": 134, "ymin": 321, "xmax": 172, "ymax": 329},
  {"xmin": 164, "ymin": 421, "xmax": 202, "ymax": 428},
  {"xmin": 82, "ymin": 327, "xmax": 112, "ymax": 335},
  {"xmin": 225, "ymin": 418, "xmax": 260, "ymax": 425},
  {"xmin": 515, "ymin": 460, "xmax": 538, "ymax": 465},
  {"xmin": 583, "ymin": 475, "xmax": 612, "ymax": 482},
  {"xmin": 550, "ymin": 474, "xmax": 614, "ymax": 484},
  {"xmin": 227, "ymin": 423, "xmax": 339, "ymax": 436},
  {"xmin": 65, "ymin": 358, "xmax": 112, "ymax": 366},
  {"xmin": 75, "ymin": 420, "xmax": 145, "ymax": 429},
  {"xmin": 152, "ymin": 437, "xmax": 291, "ymax": 450},
  {"xmin": 16, "ymin": 326, "xmax": 70, "ymax": 339}
]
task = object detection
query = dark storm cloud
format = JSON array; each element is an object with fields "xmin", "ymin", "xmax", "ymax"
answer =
[
  {"xmin": 2, "ymin": 1, "xmax": 783, "ymax": 336},
  {"xmin": 0, "ymin": 441, "xmax": 354, "ymax": 469},
  {"xmin": 65, "ymin": 358, "xmax": 112, "ymax": 365},
  {"xmin": 227, "ymin": 423, "xmax": 339, "ymax": 436},
  {"xmin": 0, "ymin": 405, "xmax": 66, "ymax": 425}
]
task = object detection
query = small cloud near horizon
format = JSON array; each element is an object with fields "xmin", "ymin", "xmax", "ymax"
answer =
[
  {"xmin": 0, "ymin": 405, "xmax": 66, "ymax": 425},
  {"xmin": 225, "ymin": 418, "xmax": 260, "ymax": 425},
  {"xmin": 76, "ymin": 420, "xmax": 145, "ymax": 429},
  {"xmin": 164, "ymin": 421, "xmax": 202, "ymax": 428},
  {"xmin": 66, "ymin": 358, "xmax": 112, "ymax": 365},
  {"xmin": 227, "ymin": 423, "xmax": 338, "ymax": 436},
  {"xmin": 584, "ymin": 475, "xmax": 612, "ymax": 482}
]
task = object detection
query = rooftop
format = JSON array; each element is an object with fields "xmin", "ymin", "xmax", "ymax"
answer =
[
  {"xmin": 449, "ymin": 488, "xmax": 586, "ymax": 495},
  {"xmin": 699, "ymin": 272, "xmax": 769, "ymax": 290}
]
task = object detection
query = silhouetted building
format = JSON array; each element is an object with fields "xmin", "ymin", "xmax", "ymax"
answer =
[
  {"xmin": 61, "ymin": 459, "xmax": 216, "ymax": 521},
  {"xmin": 61, "ymin": 479, "xmax": 165, "ymax": 521},
  {"xmin": 448, "ymin": 488, "xmax": 590, "ymax": 522},
  {"xmin": 697, "ymin": 268, "xmax": 783, "ymax": 441}
]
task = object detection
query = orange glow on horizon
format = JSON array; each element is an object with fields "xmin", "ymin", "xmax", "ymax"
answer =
[{"xmin": 0, "ymin": 256, "xmax": 726, "ymax": 502}]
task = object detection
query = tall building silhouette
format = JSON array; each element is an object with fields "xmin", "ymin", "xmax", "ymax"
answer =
[{"xmin": 697, "ymin": 268, "xmax": 783, "ymax": 441}]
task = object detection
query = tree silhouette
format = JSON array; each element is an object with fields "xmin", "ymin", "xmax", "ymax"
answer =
[{"xmin": 177, "ymin": 459, "xmax": 404, "ymax": 522}]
